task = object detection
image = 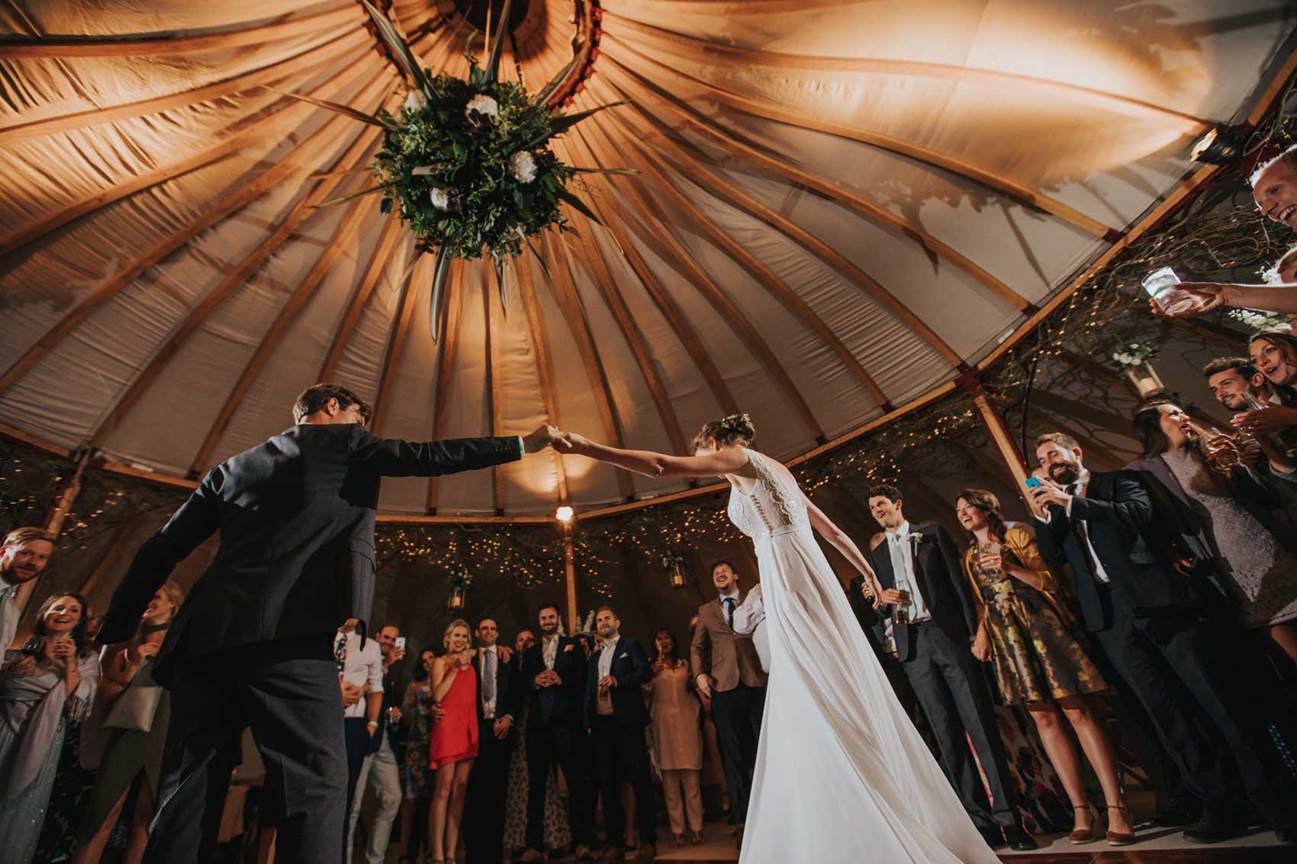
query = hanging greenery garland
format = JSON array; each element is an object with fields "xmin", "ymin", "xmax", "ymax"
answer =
[{"xmin": 278, "ymin": 0, "xmax": 632, "ymax": 340}]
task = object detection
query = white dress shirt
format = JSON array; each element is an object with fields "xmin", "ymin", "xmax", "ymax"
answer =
[
  {"xmin": 885, "ymin": 521, "xmax": 933, "ymax": 622},
  {"xmin": 542, "ymin": 634, "xmax": 560, "ymax": 670},
  {"xmin": 730, "ymin": 589, "xmax": 770, "ymax": 672},
  {"xmin": 336, "ymin": 630, "xmax": 384, "ymax": 719},
  {"xmin": 0, "ymin": 578, "xmax": 21, "ymax": 650},
  {"xmin": 597, "ymin": 635, "xmax": 620, "ymax": 679}
]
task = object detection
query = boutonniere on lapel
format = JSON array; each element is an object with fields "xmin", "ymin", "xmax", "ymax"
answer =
[
  {"xmin": 907, "ymin": 532, "xmax": 923, "ymax": 556},
  {"xmin": 563, "ymin": 644, "xmax": 575, "ymax": 653}
]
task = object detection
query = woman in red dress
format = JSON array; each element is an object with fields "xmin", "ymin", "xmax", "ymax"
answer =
[{"xmin": 426, "ymin": 619, "xmax": 478, "ymax": 864}]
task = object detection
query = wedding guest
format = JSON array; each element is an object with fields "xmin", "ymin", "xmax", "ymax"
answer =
[
  {"xmin": 519, "ymin": 603, "xmax": 595, "ymax": 861},
  {"xmin": 1246, "ymin": 331, "xmax": 1297, "ymax": 414},
  {"xmin": 646, "ymin": 627, "xmax": 704, "ymax": 846},
  {"xmin": 1130, "ymin": 402, "xmax": 1297, "ymax": 665},
  {"xmin": 0, "ymin": 592, "xmax": 99, "ymax": 864},
  {"xmin": 347, "ymin": 624, "xmax": 405, "ymax": 864},
  {"xmin": 953, "ymin": 490, "xmax": 1131, "ymax": 845},
  {"xmin": 72, "ymin": 583, "xmax": 184, "ymax": 864},
  {"xmin": 865, "ymin": 484, "xmax": 1035, "ymax": 851},
  {"xmin": 1203, "ymin": 356, "xmax": 1297, "ymax": 478},
  {"xmin": 1, "ymin": 527, "xmax": 54, "ymax": 649},
  {"xmin": 399, "ymin": 648, "xmax": 440, "ymax": 863},
  {"xmin": 427, "ymin": 619, "xmax": 479, "ymax": 864},
  {"xmin": 1148, "ymin": 146, "xmax": 1297, "ymax": 317},
  {"xmin": 463, "ymin": 618, "xmax": 519, "ymax": 864},
  {"xmin": 586, "ymin": 607, "xmax": 656, "ymax": 861},
  {"xmin": 1029, "ymin": 431, "xmax": 1296, "ymax": 843},
  {"xmin": 690, "ymin": 561, "xmax": 766, "ymax": 844},
  {"xmin": 337, "ymin": 616, "xmax": 385, "ymax": 856},
  {"xmin": 503, "ymin": 628, "xmax": 572, "ymax": 859}
]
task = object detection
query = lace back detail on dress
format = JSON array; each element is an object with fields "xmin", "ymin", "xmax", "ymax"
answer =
[{"xmin": 727, "ymin": 449, "xmax": 809, "ymax": 539}]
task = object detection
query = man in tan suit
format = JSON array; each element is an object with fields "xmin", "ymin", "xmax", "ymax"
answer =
[{"xmin": 691, "ymin": 561, "xmax": 767, "ymax": 841}]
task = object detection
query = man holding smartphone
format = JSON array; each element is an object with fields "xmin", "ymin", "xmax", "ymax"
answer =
[{"xmin": 346, "ymin": 624, "xmax": 406, "ymax": 864}]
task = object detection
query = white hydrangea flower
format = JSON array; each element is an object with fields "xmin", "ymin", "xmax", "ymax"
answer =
[
  {"xmin": 404, "ymin": 89, "xmax": 427, "ymax": 112},
  {"xmin": 429, "ymin": 187, "xmax": 450, "ymax": 211},
  {"xmin": 510, "ymin": 150, "xmax": 538, "ymax": 183},
  {"xmin": 466, "ymin": 94, "xmax": 499, "ymax": 120}
]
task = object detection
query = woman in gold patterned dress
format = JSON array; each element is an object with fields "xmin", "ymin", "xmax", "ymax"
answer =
[{"xmin": 954, "ymin": 489, "xmax": 1133, "ymax": 846}]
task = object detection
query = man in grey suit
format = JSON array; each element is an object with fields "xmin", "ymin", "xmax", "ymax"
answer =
[
  {"xmin": 97, "ymin": 383, "xmax": 555, "ymax": 864},
  {"xmin": 690, "ymin": 561, "xmax": 766, "ymax": 841}
]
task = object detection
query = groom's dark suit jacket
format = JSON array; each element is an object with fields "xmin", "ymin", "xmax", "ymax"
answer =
[
  {"xmin": 98, "ymin": 423, "xmax": 523, "ymax": 682},
  {"xmin": 865, "ymin": 522, "xmax": 979, "ymax": 662}
]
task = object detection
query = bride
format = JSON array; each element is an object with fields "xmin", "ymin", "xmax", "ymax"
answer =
[{"xmin": 554, "ymin": 414, "xmax": 1001, "ymax": 863}]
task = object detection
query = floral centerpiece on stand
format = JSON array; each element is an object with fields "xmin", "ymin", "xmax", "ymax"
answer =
[{"xmin": 281, "ymin": 0, "xmax": 631, "ymax": 339}]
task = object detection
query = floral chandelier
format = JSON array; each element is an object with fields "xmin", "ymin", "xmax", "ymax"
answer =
[{"xmin": 282, "ymin": 0, "xmax": 630, "ymax": 339}]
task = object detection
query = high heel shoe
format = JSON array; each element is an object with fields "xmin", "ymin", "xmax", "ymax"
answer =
[
  {"xmin": 1069, "ymin": 803, "xmax": 1101, "ymax": 844},
  {"xmin": 1106, "ymin": 804, "xmax": 1137, "ymax": 846}
]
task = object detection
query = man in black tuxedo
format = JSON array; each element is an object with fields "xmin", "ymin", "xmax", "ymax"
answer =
[
  {"xmin": 518, "ymin": 603, "xmax": 595, "ymax": 861},
  {"xmin": 97, "ymin": 383, "xmax": 554, "ymax": 864},
  {"xmin": 1030, "ymin": 431, "xmax": 1296, "ymax": 843},
  {"xmin": 586, "ymin": 607, "xmax": 656, "ymax": 861},
  {"xmin": 463, "ymin": 617, "xmax": 520, "ymax": 864},
  {"xmin": 865, "ymin": 484, "xmax": 1034, "ymax": 852}
]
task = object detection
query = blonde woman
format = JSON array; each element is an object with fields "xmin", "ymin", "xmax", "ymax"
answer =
[
  {"xmin": 73, "ymin": 582, "xmax": 184, "ymax": 864},
  {"xmin": 425, "ymin": 620, "xmax": 478, "ymax": 864}
]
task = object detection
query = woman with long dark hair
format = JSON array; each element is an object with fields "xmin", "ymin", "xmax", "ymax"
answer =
[
  {"xmin": 954, "ymin": 490, "xmax": 1128, "ymax": 844},
  {"xmin": 399, "ymin": 648, "xmax": 438, "ymax": 863},
  {"xmin": 1131, "ymin": 401, "xmax": 1297, "ymax": 666},
  {"xmin": 72, "ymin": 582, "xmax": 184, "ymax": 864},
  {"xmin": 646, "ymin": 627, "xmax": 705, "ymax": 846},
  {"xmin": 0, "ymin": 592, "xmax": 100, "ymax": 863}
]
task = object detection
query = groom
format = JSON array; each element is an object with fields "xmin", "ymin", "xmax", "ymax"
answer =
[
  {"xmin": 98, "ymin": 383, "xmax": 556, "ymax": 864},
  {"xmin": 865, "ymin": 485, "xmax": 1035, "ymax": 852},
  {"xmin": 691, "ymin": 561, "xmax": 767, "ymax": 843}
]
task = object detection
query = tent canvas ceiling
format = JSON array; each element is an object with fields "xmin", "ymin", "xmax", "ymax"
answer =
[{"xmin": 1, "ymin": 0, "xmax": 1294, "ymax": 514}]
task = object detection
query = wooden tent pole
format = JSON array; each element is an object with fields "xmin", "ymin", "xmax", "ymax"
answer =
[
  {"xmin": 962, "ymin": 377, "xmax": 1030, "ymax": 498},
  {"xmin": 562, "ymin": 522, "xmax": 579, "ymax": 635}
]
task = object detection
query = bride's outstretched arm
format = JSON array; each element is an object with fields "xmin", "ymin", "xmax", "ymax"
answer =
[
  {"xmin": 804, "ymin": 495, "xmax": 883, "ymax": 607},
  {"xmin": 554, "ymin": 433, "xmax": 749, "ymax": 479}
]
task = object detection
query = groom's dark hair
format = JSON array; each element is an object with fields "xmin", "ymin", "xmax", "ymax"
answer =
[
  {"xmin": 710, "ymin": 560, "xmax": 737, "ymax": 576},
  {"xmin": 870, "ymin": 484, "xmax": 903, "ymax": 505}
]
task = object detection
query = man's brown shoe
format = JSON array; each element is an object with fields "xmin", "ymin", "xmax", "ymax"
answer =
[
  {"xmin": 518, "ymin": 849, "xmax": 546, "ymax": 863},
  {"xmin": 575, "ymin": 845, "xmax": 596, "ymax": 861},
  {"xmin": 635, "ymin": 842, "xmax": 656, "ymax": 860},
  {"xmin": 602, "ymin": 846, "xmax": 625, "ymax": 861}
]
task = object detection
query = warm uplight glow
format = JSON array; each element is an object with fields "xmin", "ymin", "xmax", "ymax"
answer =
[{"xmin": 555, "ymin": 505, "xmax": 575, "ymax": 522}]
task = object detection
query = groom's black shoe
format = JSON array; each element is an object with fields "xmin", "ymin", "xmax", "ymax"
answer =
[
  {"xmin": 1002, "ymin": 825, "xmax": 1038, "ymax": 851},
  {"xmin": 977, "ymin": 826, "xmax": 1006, "ymax": 850}
]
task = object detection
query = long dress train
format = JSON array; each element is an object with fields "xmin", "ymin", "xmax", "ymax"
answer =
[{"xmin": 729, "ymin": 448, "xmax": 999, "ymax": 863}]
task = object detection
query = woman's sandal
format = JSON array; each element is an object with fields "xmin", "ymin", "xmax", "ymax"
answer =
[
  {"xmin": 1106, "ymin": 804, "xmax": 1137, "ymax": 846},
  {"xmin": 1068, "ymin": 803, "xmax": 1102, "ymax": 844}
]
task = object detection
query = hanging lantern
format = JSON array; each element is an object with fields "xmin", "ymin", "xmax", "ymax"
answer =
[
  {"xmin": 1110, "ymin": 339, "xmax": 1165, "ymax": 399},
  {"xmin": 448, "ymin": 569, "xmax": 473, "ymax": 612},
  {"xmin": 662, "ymin": 552, "xmax": 689, "ymax": 590},
  {"xmin": 1123, "ymin": 362, "xmax": 1166, "ymax": 398}
]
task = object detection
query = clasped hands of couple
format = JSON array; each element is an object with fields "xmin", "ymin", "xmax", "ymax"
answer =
[{"xmin": 522, "ymin": 424, "xmax": 593, "ymax": 456}]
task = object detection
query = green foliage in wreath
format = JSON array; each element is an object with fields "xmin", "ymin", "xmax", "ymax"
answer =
[{"xmin": 373, "ymin": 67, "xmax": 574, "ymax": 261}]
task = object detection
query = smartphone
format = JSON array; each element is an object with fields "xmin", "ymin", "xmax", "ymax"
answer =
[
  {"xmin": 395, "ymin": 636, "xmax": 406, "ymax": 650},
  {"xmin": 1024, "ymin": 477, "xmax": 1042, "ymax": 489}
]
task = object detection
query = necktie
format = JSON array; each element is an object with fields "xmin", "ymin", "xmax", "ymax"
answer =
[
  {"xmin": 723, "ymin": 597, "xmax": 736, "ymax": 629},
  {"xmin": 334, "ymin": 634, "xmax": 348, "ymax": 672},
  {"xmin": 482, "ymin": 648, "xmax": 496, "ymax": 705}
]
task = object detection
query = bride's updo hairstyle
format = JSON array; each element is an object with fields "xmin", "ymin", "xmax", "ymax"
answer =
[{"xmin": 691, "ymin": 413, "xmax": 755, "ymax": 452}]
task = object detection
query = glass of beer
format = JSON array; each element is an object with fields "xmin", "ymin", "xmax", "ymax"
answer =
[{"xmin": 893, "ymin": 589, "xmax": 911, "ymax": 624}]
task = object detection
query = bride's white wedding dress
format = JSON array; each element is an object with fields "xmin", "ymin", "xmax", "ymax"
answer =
[{"xmin": 728, "ymin": 448, "xmax": 1000, "ymax": 863}]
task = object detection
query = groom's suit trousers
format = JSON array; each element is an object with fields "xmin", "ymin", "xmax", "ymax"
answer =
[
  {"xmin": 711, "ymin": 683, "xmax": 765, "ymax": 824},
  {"xmin": 899, "ymin": 621, "xmax": 1018, "ymax": 829},
  {"xmin": 144, "ymin": 636, "xmax": 348, "ymax": 864}
]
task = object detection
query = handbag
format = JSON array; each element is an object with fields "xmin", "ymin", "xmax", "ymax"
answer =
[{"xmin": 103, "ymin": 661, "xmax": 163, "ymax": 733}]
